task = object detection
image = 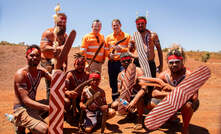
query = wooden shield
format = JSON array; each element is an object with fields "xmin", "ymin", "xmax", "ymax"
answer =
[
  {"xmin": 144, "ymin": 65, "xmax": 211, "ymax": 130},
  {"xmin": 49, "ymin": 30, "xmax": 76, "ymax": 134},
  {"xmin": 133, "ymin": 32, "xmax": 152, "ymax": 77},
  {"xmin": 118, "ymin": 63, "xmax": 136, "ymax": 115}
]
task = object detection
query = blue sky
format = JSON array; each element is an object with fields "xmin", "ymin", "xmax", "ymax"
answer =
[{"xmin": 0, "ymin": 0, "xmax": 220, "ymax": 52}]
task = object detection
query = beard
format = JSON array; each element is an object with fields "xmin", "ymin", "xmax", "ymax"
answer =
[
  {"xmin": 138, "ymin": 28, "xmax": 145, "ymax": 33},
  {"xmin": 28, "ymin": 61, "xmax": 39, "ymax": 67},
  {"xmin": 171, "ymin": 67, "xmax": 185, "ymax": 75},
  {"xmin": 137, "ymin": 25, "xmax": 145, "ymax": 33},
  {"xmin": 57, "ymin": 26, "xmax": 66, "ymax": 35},
  {"xmin": 171, "ymin": 68, "xmax": 179, "ymax": 74}
]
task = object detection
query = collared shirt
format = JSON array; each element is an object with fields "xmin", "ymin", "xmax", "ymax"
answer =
[
  {"xmin": 105, "ymin": 31, "xmax": 131, "ymax": 61},
  {"xmin": 80, "ymin": 32, "xmax": 106, "ymax": 63}
]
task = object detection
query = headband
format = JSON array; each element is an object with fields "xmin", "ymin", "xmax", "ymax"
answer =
[
  {"xmin": 168, "ymin": 59, "xmax": 181, "ymax": 63},
  {"xmin": 26, "ymin": 48, "xmax": 39, "ymax": 56},
  {"xmin": 89, "ymin": 73, "xmax": 101, "ymax": 80},
  {"xmin": 120, "ymin": 56, "xmax": 131, "ymax": 61},
  {"xmin": 168, "ymin": 55, "xmax": 183, "ymax": 61},
  {"xmin": 136, "ymin": 19, "xmax": 147, "ymax": 24}
]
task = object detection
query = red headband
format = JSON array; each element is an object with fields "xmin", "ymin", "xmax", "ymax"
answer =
[
  {"xmin": 136, "ymin": 19, "xmax": 147, "ymax": 24},
  {"xmin": 89, "ymin": 73, "xmax": 101, "ymax": 79},
  {"xmin": 120, "ymin": 56, "xmax": 131, "ymax": 61},
  {"xmin": 168, "ymin": 55, "xmax": 183, "ymax": 61},
  {"xmin": 26, "ymin": 48, "xmax": 39, "ymax": 56}
]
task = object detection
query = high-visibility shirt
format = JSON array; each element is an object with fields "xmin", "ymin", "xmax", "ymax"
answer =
[
  {"xmin": 105, "ymin": 31, "xmax": 131, "ymax": 61},
  {"xmin": 80, "ymin": 32, "xmax": 106, "ymax": 63}
]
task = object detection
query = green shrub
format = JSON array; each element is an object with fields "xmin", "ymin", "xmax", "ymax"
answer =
[
  {"xmin": 162, "ymin": 48, "xmax": 168, "ymax": 52},
  {"xmin": 201, "ymin": 52, "xmax": 210, "ymax": 62}
]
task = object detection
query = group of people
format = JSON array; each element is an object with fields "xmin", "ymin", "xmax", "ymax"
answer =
[{"xmin": 12, "ymin": 12, "xmax": 199, "ymax": 134}]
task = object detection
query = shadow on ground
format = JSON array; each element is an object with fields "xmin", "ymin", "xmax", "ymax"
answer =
[{"xmin": 143, "ymin": 122, "xmax": 210, "ymax": 134}]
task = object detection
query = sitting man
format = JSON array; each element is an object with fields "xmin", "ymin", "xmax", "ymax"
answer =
[
  {"xmin": 80, "ymin": 71, "xmax": 116, "ymax": 133},
  {"xmin": 148, "ymin": 44, "xmax": 199, "ymax": 134},
  {"xmin": 111, "ymin": 52, "xmax": 147, "ymax": 130},
  {"xmin": 64, "ymin": 53, "xmax": 89, "ymax": 121},
  {"xmin": 13, "ymin": 45, "xmax": 51, "ymax": 134}
]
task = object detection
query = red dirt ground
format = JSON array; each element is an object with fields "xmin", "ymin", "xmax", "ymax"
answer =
[{"xmin": 0, "ymin": 45, "xmax": 220, "ymax": 134}]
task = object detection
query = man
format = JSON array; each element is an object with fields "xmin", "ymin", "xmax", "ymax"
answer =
[
  {"xmin": 80, "ymin": 19, "xmax": 106, "ymax": 73},
  {"xmin": 64, "ymin": 53, "xmax": 89, "ymax": 120},
  {"xmin": 13, "ymin": 45, "xmax": 51, "ymax": 134},
  {"xmin": 40, "ymin": 13, "xmax": 68, "ymax": 100},
  {"xmin": 105, "ymin": 19, "xmax": 131, "ymax": 101},
  {"xmin": 80, "ymin": 71, "xmax": 116, "ymax": 133},
  {"xmin": 148, "ymin": 44, "xmax": 199, "ymax": 134},
  {"xmin": 111, "ymin": 52, "xmax": 146, "ymax": 130},
  {"xmin": 129, "ymin": 16, "xmax": 163, "ymax": 77}
]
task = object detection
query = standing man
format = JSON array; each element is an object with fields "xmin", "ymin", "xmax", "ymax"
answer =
[
  {"xmin": 13, "ymin": 45, "xmax": 51, "ymax": 134},
  {"xmin": 80, "ymin": 19, "xmax": 106, "ymax": 73},
  {"xmin": 129, "ymin": 16, "xmax": 163, "ymax": 78},
  {"xmin": 40, "ymin": 13, "xmax": 68, "ymax": 100},
  {"xmin": 105, "ymin": 19, "xmax": 131, "ymax": 101}
]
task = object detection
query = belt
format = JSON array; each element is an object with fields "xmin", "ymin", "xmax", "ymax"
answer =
[{"xmin": 87, "ymin": 58, "xmax": 102, "ymax": 64}]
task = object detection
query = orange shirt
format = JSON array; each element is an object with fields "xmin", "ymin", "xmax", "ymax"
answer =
[
  {"xmin": 80, "ymin": 32, "xmax": 106, "ymax": 63},
  {"xmin": 105, "ymin": 31, "xmax": 131, "ymax": 61}
]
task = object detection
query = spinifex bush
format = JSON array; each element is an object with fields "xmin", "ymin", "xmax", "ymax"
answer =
[{"xmin": 201, "ymin": 52, "xmax": 210, "ymax": 62}]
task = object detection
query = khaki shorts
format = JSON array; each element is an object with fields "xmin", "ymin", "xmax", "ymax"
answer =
[{"xmin": 13, "ymin": 100, "xmax": 48, "ymax": 130}]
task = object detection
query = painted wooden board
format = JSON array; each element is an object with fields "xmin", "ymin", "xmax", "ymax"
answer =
[
  {"xmin": 49, "ymin": 30, "xmax": 76, "ymax": 134},
  {"xmin": 133, "ymin": 32, "xmax": 152, "ymax": 77},
  {"xmin": 144, "ymin": 65, "xmax": 211, "ymax": 131}
]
